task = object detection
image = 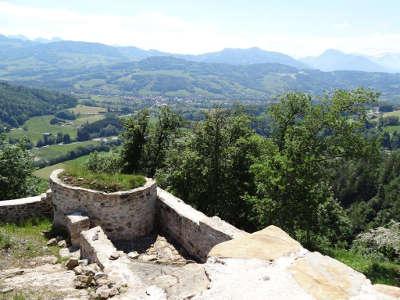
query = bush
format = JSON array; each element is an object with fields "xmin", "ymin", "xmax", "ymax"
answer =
[
  {"xmin": 86, "ymin": 151, "xmax": 122, "ymax": 174},
  {"xmin": 352, "ymin": 221, "xmax": 400, "ymax": 261},
  {"xmin": 55, "ymin": 110, "xmax": 76, "ymax": 120}
]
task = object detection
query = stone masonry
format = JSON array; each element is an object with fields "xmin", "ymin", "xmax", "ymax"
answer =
[{"xmin": 50, "ymin": 169, "xmax": 157, "ymax": 242}]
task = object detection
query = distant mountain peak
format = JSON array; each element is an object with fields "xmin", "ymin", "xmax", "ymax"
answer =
[{"xmin": 301, "ymin": 49, "xmax": 387, "ymax": 72}]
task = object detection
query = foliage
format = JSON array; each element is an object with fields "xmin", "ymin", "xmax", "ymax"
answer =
[
  {"xmin": 156, "ymin": 108, "xmax": 266, "ymax": 228},
  {"xmin": 352, "ymin": 221, "xmax": 400, "ymax": 261},
  {"xmin": 122, "ymin": 106, "xmax": 182, "ymax": 176},
  {"xmin": 0, "ymin": 137, "xmax": 40, "ymax": 200},
  {"xmin": 86, "ymin": 151, "xmax": 122, "ymax": 174},
  {"xmin": 0, "ymin": 81, "xmax": 76, "ymax": 127},
  {"xmin": 243, "ymin": 89, "xmax": 379, "ymax": 246},
  {"xmin": 77, "ymin": 114, "xmax": 122, "ymax": 141},
  {"xmin": 326, "ymin": 247, "xmax": 400, "ymax": 286}
]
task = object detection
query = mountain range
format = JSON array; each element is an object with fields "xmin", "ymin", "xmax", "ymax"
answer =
[
  {"xmin": 1, "ymin": 34, "xmax": 400, "ymax": 73},
  {"xmin": 2, "ymin": 34, "xmax": 400, "ymax": 103}
]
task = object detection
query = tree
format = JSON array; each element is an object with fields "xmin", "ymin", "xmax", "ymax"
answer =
[
  {"xmin": 245, "ymin": 89, "xmax": 379, "ymax": 247},
  {"xmin": 63, "ymin": 133, "xmax": 71, "ymax": 144},
  {"xmin": 0, "ymin": 136, "xmax": 39, "ymax": 200},
  {"xmin": 121, "ymin": 107, "xmax": 182, "ymax": 176},
  {"xmin": 121, "ymin": 109, "xmax": 150, "ymax": 174},
  {"xmin": 56, "ymin": 132, "xmax": 64, "ymax": 144},
  {"xmin": 156, "ymin": 108, "xmax": 265, "ymax": 228}
]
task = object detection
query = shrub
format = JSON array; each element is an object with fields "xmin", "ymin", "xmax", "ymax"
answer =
[
  {"xmin": 352, "ymin": 221, "xmax": 400, "ymax": 261},
  {"xmin": 85, "ymin": 151, "xmax": 122, "ymax": 174}
]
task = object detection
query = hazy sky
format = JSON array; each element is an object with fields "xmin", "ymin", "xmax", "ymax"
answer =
[{"xmin": 1, "ymin": 0, "xmax": 400, "ymax": 57}]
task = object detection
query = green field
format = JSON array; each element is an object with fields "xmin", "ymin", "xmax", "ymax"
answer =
[
  {"xmin": 382, "ymin": 110, "xmax": 400, "ymax": 118},
  {"xmin": 34, "ymin": 155, "xmax": 90, "ymax": 179},
  {"xmin": 7, "ymin": 106, "xmax": 104, "ymax": 144},
  {"xmin": 69, "ymin": 104, "xmax": 106, "ymax": 115},
  {"xmin": 383, "ymin": 125, "xmax": 400, "ymax": 133},
  {"xmin": 32, "ymin": 140, "xmax": 101, "ymax": 162}
]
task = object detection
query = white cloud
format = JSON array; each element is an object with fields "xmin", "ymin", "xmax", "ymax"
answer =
[
  {"xmin": 1, "ymin": 1, "xmax": 400, "ymax": 57},
  {"xmin": 0, "ymin": 1, "xmax": 243, "ymax": 54}
]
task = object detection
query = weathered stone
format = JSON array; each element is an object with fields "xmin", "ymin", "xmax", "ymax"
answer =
[
  {"xmin": 79, "ymin": 259, "xmax": 89, "ymax": 266},
  {"xmin": 127, "ymin": 251, "xmax": 139, "ymax": 259},
  {"xmin": 59, "ymin": 247, "xmax": 71, "ymax": 258},
  {"xmin": 95, "ymin": 285, "xmax": 119, "ymax": 299},
  {"xmin": 57, "ymin": 240, "xmax": 67, "ymax": 248},
  {"xmin": 0, "ymin": 287, "xmax": 13, "ymax": 293},
  {"xmin": 289, "ymin": 252, "xmax": 370, "ymax": 300},
  {"xmin": 1, "ymin": 263, "xmax": 89, "ymax": 299},
  {"xmin": 0, "ymin": 192, "xmax": 52, "ymax": 223},
  {"xmin": 157, "ymin": 188, "xmax": 248, "ymax": 262},
  {"xmin": 209, "ymin": 225, "xmax": 302, "ymax": 261},
  {"xmin": 65, "ymin": 212, "xmax": 90, "ymax": 248},
  {"xmin": 74, "ymin": 275, "xmax": 92, "ymax": 289},
  {"xmin": 46, "ymin": 238, "xmax": 57, "ymax": 246},
  {"xmin": 138, "ymin": 254, "xmax": 157, "ymax": 262},
  {"xmin": 65, "ymin": 257, "xmax": 79, "ymax": 270},
  {"xmin": 109, "ymin": 251, "xmax": 121, "ymax": 260},
  {"xmin": 0, "ymin": 269, "xmax": 24, "ymax": 279},
  {"xmin": 374, "ymin": 284, "xmax": 400, "ymax": 298},
  {"xmin": 50, "ymin": 169, "xmax": 157, "ymax": 241},
  {"xmin": 73, "ymin": 265, "xmax": 84, "ymax": 275}
]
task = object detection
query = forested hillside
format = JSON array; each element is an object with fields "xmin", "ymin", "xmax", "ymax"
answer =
[
  {"xmin": 0, "ymin": 81, "xmax": 77, "ymax": 127},
  {"xmin": 4, "ymin": 56, "xmax": 400, "ymax": 102}
]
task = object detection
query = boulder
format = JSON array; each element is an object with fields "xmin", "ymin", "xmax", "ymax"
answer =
[{"xmin": 65, "ymin": 258, "xmax": 79, "ymax": 270}]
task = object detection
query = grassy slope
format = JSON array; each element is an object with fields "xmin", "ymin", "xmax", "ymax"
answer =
[
  {"xmin": 7, "ymin": 105, "xmax": 104, "ymax": 144},
  {"xmin": 32, "ymin": 140, "xmax": 101, "ymax": 162},
  {"xmin": 0, "ymin": 218, "xmax": 59, "ymax": 270},
  {"xmin": 329, "ymin": 248, "xmax": 400, "ymax": 286},
  {"xmin": 62, "ymin": 162, "xmax": 145, "ymax": 192},
  {"xmin": 34, "ymin": 155, "xmax": 90, "ymax": 179}
]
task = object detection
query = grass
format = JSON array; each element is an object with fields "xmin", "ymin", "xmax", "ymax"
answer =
[
  {"xmin": 383, "ymin": 110, "xmax": 400, "ymax": 118},
  {"xmin": 327, "ymin": 248, "xmax": 400, "ymax": 286},
  {"xmin": 68, "ymin": 104, "xmax": 106, "ymax": 115},
  {"xmin": 34, "ymin": 155, "xmax": 91, "ymax": 179},
  {"xmin": 31, "ymin": 140, "xmax": 101, "ymax": 162},
  {"xmin": 383, "ymin": 124, "xmax": 400, "ymax": 134},
  {"xmin": 0, "ymin": 218, "xmax": 59, "ymax": 270},
  {"xmin": 61, "ymin": 162, "xmax": 146, "ymax": 192},
  {"xmin": 7, "ymin": 106, "xmax": 104, "ymax": 144}
]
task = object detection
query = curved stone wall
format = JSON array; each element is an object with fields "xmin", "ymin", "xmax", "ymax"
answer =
[
  {"xmin": 50, "ymin": 169, "xmax": 157, "ymax": 241},
  {"xmin": 0, "ymin": 191, "xmax": 52, "ymax": 223}
]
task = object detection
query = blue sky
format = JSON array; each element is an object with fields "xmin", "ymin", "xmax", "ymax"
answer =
[{"xmin": 1, "ymin": 0, "xmax": 399, "ymax": 57}]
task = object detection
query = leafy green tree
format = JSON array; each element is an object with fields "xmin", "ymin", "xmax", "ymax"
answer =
[
  {"xmin": 245, "ymin": 89, "xmax": 379, "ymax": 247},
  {"xmin": 157, "ymin": 108, "xmax": 265, "ymax": 228},
  {"xmin": 0, "ymin": 136, "xmax": 39, "ymax": 200},
  {"xmin": 121, "ymin": 106, "xmax": 182, "ymax": 176},
  {"xmin": 121, "ymin": 109, "xmax": 150, "ymax": 173},
  {"xmin": 146, "ymin": 106, "xmax": 182, "ymax": 176}
]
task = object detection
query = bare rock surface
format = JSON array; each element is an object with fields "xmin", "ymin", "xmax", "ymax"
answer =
[
  {"xmin": 0, "ymin": 263, "xmax": 89, "ymax": 299},
  {"xmin": 209, "ymin": 225, "xmax": 303, "ymax": 261}
]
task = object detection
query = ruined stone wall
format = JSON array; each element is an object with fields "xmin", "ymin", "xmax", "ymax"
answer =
[
  {"xmin": 50, "ymin": 169, "xmax": 157, "ymax": 242},
  {"xmin": 0, "ymin": 191, "xmax": 52, "ymax": 223},
  {"xmin": 156, "ymin": 188, "xmax": 248, "ymax": 262}
]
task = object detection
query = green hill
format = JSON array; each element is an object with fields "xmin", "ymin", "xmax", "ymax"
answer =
[{"xmin": 0, "ymin": 81, "xmax": 77, "ymax": 127}]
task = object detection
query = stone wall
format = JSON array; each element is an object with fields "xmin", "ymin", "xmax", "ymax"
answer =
[
  {"xmin": 156, "ymin": 188, "xmax": 248, "ymax": 262},
  {"xmin": 0, "ymin": 191, "xmax": 52, "ymax": 223},
  {"xmin": 50, "ymin": 169, "xmax": 157, "ymax": 242}
]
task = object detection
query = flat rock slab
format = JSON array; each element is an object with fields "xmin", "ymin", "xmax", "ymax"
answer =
[
  {"xmin": 209, "ymin": 225, "xmax": 303, "ymax": 261},
  {"xmin": 0, "ymin": 263, "xmax": 89, "ymax": 299},
  {"xmin": 127, "ymin": 261, "xmax": 209, "ymax": 300}
]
